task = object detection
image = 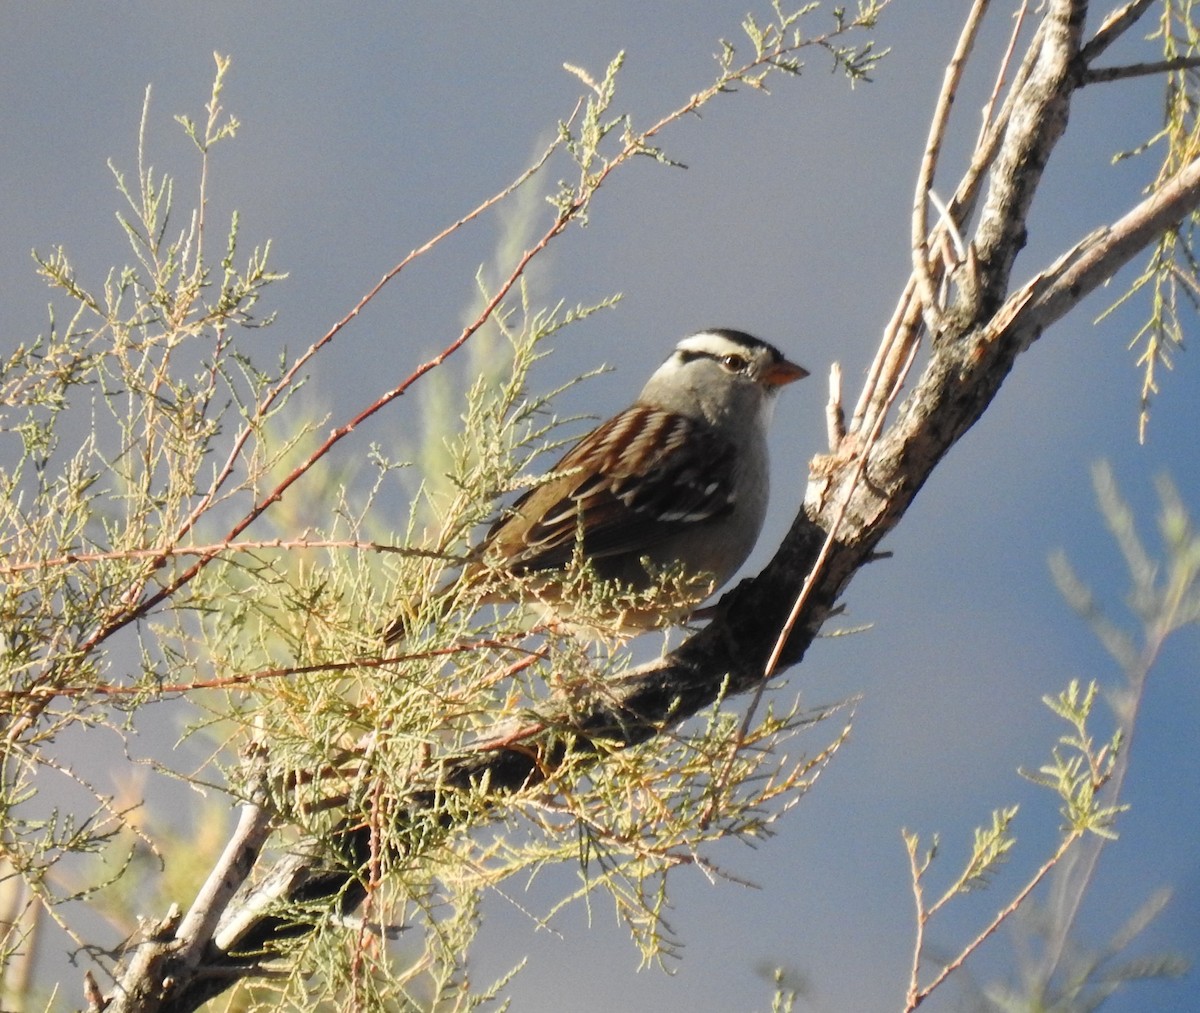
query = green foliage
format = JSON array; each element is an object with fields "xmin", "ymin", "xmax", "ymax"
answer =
[
  {"xmin": 1051, "ymin": 463, "xmax": 1200, "ymax": 678},
  {"xmin": 990, "ymin": 462, "xmax": 1200, "ymax": 1009},
  {"xmin": 549, "ymin": 1, "xmax": 891, "ymax": 220},
  {"xmin": 2, "ymin": 55, "xmax": 284, "ymax": 713},
  {"xmin": 761, "ymin": 961, "xmax": 811, "ymax": 1013},
  {"xmin": 735, "ymin": 0, "xmax": 888, "ymax": 85},
  {"xmin": 1101, "ymin": 1, "xmax": 1200, "ymax": 440},
  {"xmin": 1024, "ymin": 681, "xmax": 1125, "ymax": 839},
  {"xmin": 0, "ymin": 54, "xmax": 294, "ymax": 1009},
  {"xmin": 902, "ymin": 464, "xmax": 1199, "ymax": 1011}
]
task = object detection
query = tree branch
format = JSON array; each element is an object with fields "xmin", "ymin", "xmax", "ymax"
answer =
[
  {"xmin": 912, "ymin": 0, "xmax": 991, "ymax": 332},
  {"xmin": 1079, "ymin": 0, "xmax": 1159, "ymax": 65},
  {"xmin": 1081, "ymin": 55, "xmax": 1200, "ymax": 84}
]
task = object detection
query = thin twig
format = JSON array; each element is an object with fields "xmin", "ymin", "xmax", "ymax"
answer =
[
  {"xmin": 912, "ymin": 0, "xmax": 991, "ymax": 333},
  {"xmin": 1079, "ymin": 0, "xmax": 1159, "ymax": 65},
  {"xmin": 177, "ymin": 127, "xmax": 570, "ymax": 553},
  {"xmin": 171, "ymin": 782, "xmax": 272, "ymax": 971},
  {"xmin": 1081, "ymin": 55, "xmax": 1200, "ymax": 85},
  {"xmin": 825, "ymin": 361, "xmax": 845, "ymax": 451},
  {"xmin": 5, "ymin": 635, "xmax": 541, "ymax": 700},
  {"xmin": 851, "ymin": 281, "xmax": 925, "ymax": 441},
  {"xmin": 906, "ymin": 831, "xmax": 1082, "ymax": 1010},
  {"xmin": 1037, "ymin": 594, "xmax": 1177, "ymax": 984},
  {"xmin": 904, "ymin": 835, "xmax": 928, "ymax": 1012},
  {"xmin": 977, "ymin": 0, "xmax": 1029, "ymax": 149},
  {"xmin": 0, "ymin": 538, "xmax": 450, "ymax": 575},
  {"xmin": 849, "ymin": 276, "xmax": 918, "ymax": 436}
]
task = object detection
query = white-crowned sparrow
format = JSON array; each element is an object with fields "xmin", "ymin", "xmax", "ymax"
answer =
[{"xmin": 388, "ymin": 329, "xmax": 806, "ymax": 640}]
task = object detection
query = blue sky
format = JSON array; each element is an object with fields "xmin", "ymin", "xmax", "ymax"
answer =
[{"xmin": 3, "ymin": 4, "xmax": 1198, "ymax": 1011}]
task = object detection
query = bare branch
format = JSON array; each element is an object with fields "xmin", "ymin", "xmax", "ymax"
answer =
[
  {"xmin": 977, "ymin": 0, "xmax": 1030, "ymax": 147},
  {"xmin": 848, "ymin": 275, "xmax": 921, "ymax": 438},
  {"xmin": 0, "ymin": 538, "xmax": 448, "ymax": 576},
  {"xmin": 1079, "ymin": 0, "xmax": 1159, "ymax": 65},
  {"xmin": 972, "ymin": 0, "xmax": 1086, "ymax": 311},
  {"xmin": 906, "ymin": 832, "xmax": 1083, "ymax": 1010},
  {"xmin": 1081, "ymin": 55, "xmax": 1200, "ymax": 84},
  {"xmin": 1024, "ymin": 154, "xmax": 1200, "ymax": 334},
  {"xmin": 912, "ymin": 0, "xmax": 991, "ymax": 332},
  {"xmin": 104, "ymin": 784, "xmax": 274, "ymax": 1013},
  {"xmin": 825, "ymin": 361, "xmax": 845, "ymax": 451}
]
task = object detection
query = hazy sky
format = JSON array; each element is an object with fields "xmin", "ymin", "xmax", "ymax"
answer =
[{"xmin": 3, "ymin": 4, "xmax": 1198, "ymax": 1011}]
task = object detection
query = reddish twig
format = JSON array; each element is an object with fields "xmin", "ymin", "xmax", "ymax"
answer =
[
  {"xmin": 9, "ymin": 636, "xmax": 542, "ymax": 700},
  {"xmin": 904, "ymin": 831, "xmax": 1082, "ymax": 1011},
  {"xmin": 0, "ymin": 538, "xmax": 449, "ymax": 576}
]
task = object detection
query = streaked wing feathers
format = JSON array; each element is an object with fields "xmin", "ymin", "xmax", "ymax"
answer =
[{"xmin": 486, "ymin": 405, "xmax": 737, "ymax": 573}]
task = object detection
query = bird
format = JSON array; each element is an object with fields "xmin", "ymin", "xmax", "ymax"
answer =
[{"xmin": 386, "ymin": 328, "xmax": 807, "ymax": 641}]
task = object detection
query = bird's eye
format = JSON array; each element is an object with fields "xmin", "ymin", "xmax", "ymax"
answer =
[{"xmin": 720, "ymin": 353, "xmax": 749, "ymax": 373}]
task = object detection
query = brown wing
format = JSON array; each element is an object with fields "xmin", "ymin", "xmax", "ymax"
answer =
[{"xmin": 483, "ymin": 405, "xmax": 737, "ymax": 574}]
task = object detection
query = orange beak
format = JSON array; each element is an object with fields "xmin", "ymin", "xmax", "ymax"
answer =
[{"xmin": 764, "ymin": 357, "xmax": 810, "ymax": 387}]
